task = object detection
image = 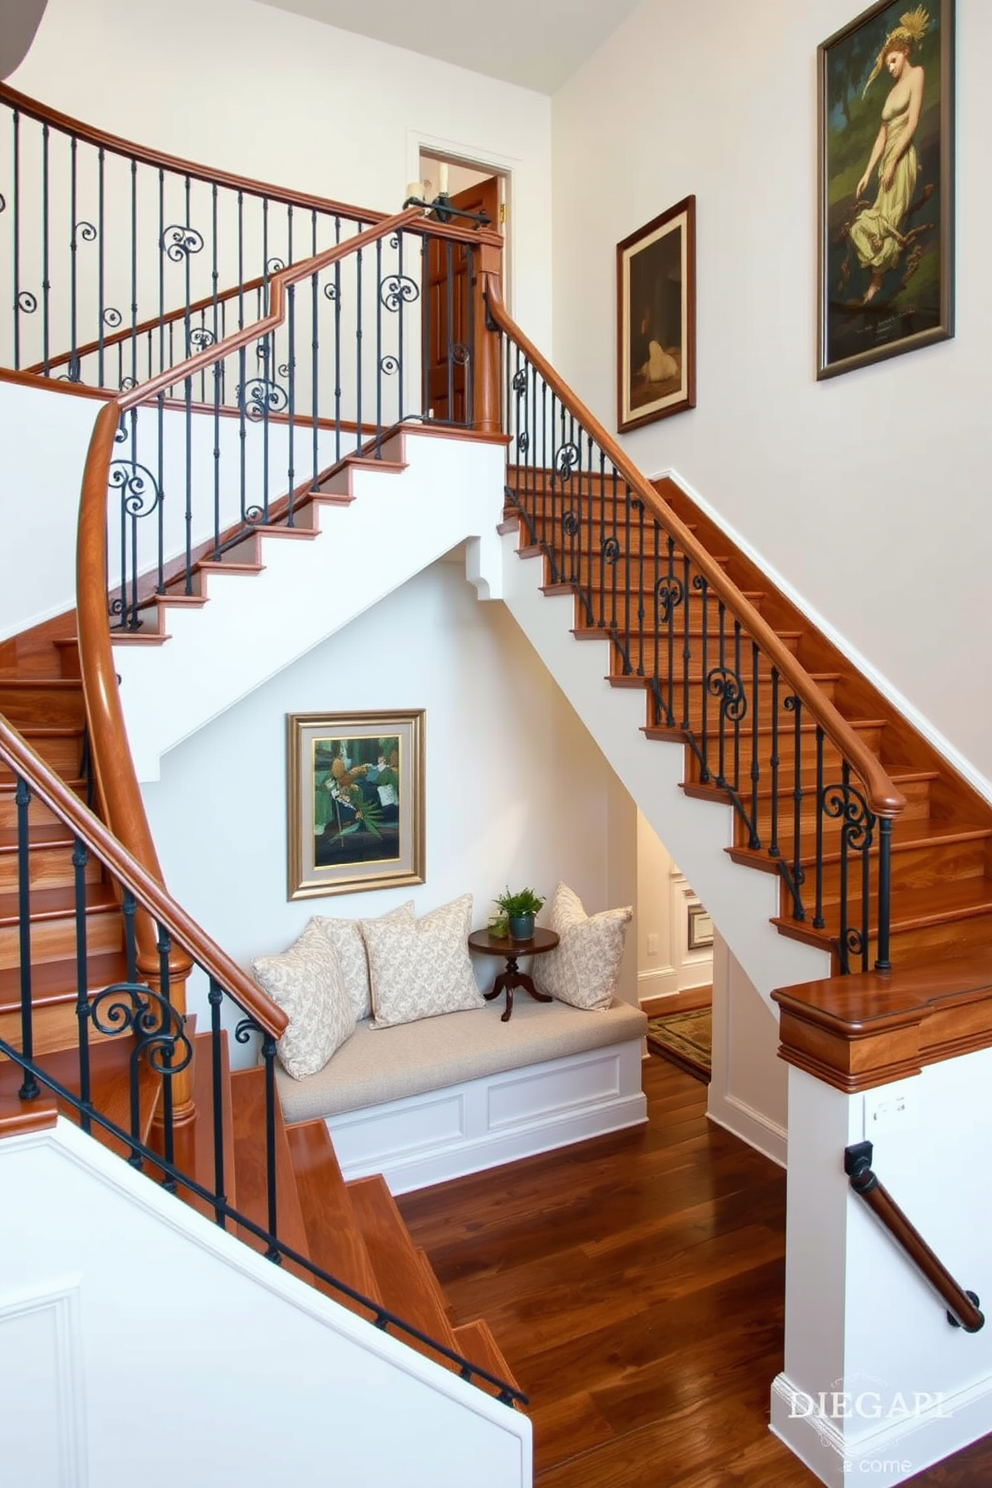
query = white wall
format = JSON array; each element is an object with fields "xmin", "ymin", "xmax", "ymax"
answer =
[
  {"xmin": 635, "ymin": 811, "xmax": 712, "ymax": 1001},
  {"xmin": 708, "ymin": 932, "xmax": 788, "ymax": 1167},
  {"xmin": 551, "ymin": 0, "xmax": 992, "ymax": 787},
  {"xmin": 140, "ymin": 557, "xmax": 639, "ymax": 1050},
  {"xmin": 0, "ymin": 1120, "xmax": 531, "ymax": 1488},
  {"xmin": 11, "ymin": 0, "xmax": 552, "ymax": 354}
]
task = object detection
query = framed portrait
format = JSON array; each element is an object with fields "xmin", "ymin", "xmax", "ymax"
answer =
[
  {"xmin": 617, "ymin": 195, "xmax": 696, "ymax": 433},
  {"xmin": 687, "ymin": 903, "xmax": 714, "ymax": 953},
  {"xmin": 287, "ymin": 709, "xmax": 425, "ymax": 899},
  {"xmin": 817, "ymin": 0, "xmax": 954, "ymax": 378}
]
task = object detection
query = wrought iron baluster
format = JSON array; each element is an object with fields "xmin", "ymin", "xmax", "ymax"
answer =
[
  {"xmin": 158, "ymin": 167, "xmax": 165, "ymax": 383},
  {"xmin": 355, "ymin": 244, "xmax": 364, "ymax": 449},
  {"xmin": 123, "ymin": 890, "xmax": 138, "ymax": 983},
  {"xmin": 375, "ymin": 236, "xmax": 383, "ymax": 452},
  {"xmin": 69, "ymin": 136, "xmax": 78, "ymax": 378},
  {"xmin": 876, "ymin": 819, "xmax": 893, "ymax": 972},
  {"xmin": 157, "ymin": 927, "xmax": 176, "ymax": 1188},
  {"xmin": 129, "ymin": 159, "xmax": 137, "ymax": 388},
  {"xmin": 698, "ymin": 576, "xmax": 710, "ymax": 781},
  {"xmin": 15, "ymin": 777, "xmax": 39, "ymax": 1099},
  {"xmin": 464, "ymin": 243, "xmax": 475, "ymax": 429},
  {"xmin": 262, "ymin": 1032, "xmax": 280, "ymax": 1259},
  {"xmin": 97, "ymin": 146, "xmax": 106, "ymax": 385},
  {"xmin": 789, "ymin": 695, "xmax": 805, "ymax": 920},
  {"xmin": 814, "ymin": 727, "xmax": 826, "ymax": 929},
  {"xmin": 12, "ymin": 108, "xmax": 22, "ymax": 369},
  {"xmin": 208, "ymin": 979, "xmax": 227, "ymax": 1226},
  {"xmin": 72, "ymin": 837, "xmax": 91, "ymax": 1131},
  {"xmin": 41, "ymin": 121, "xmax": 50, "ymax": 374},
  {"xmin": 311, "ymin": 267, "xmax": 320, "ymax": 490},
  {"xmin": 286, "ymin": 285, "xmax": 297, "ymax": 523},
  {"xmin": 715, "ymin": 601, "xmax": 727, "ymax": 786},
  {"xmin": 749, "ymin": 640, "xmax": 761, "ymax": 849},
  {"xmin": 733, "ymin": 620, "xmax": 743, "ymax": 793},
  {"xmin": 445, "ymin": 239, "xmax": 454, "ymax": 422},
  {"xmin": 769, "ymin": 670, "xmax": 781, "ymax": 858}
]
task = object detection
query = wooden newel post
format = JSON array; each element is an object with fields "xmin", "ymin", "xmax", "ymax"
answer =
[
  {"xmin": 473, "ymin": 238, "xmax": 503, "ymax": 435},
  {"xmin": 135, "ymin": 926, "xmax": 197, "ymax": 1134}
]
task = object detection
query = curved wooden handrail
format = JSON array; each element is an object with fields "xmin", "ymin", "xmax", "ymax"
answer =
[
  {"xmin": 845, "ymin": 1141, "xmax": 984, "ymax": 1332},
  {"xmin": 0, "ymin": 714, "xmax": 287, "ymax": 1037},
  {"xmin": 482, "ymin": 275, "xmax": 906, "ymax": 821},
  {"xmin": 0, "ymin": 82, "xmax": 381, "ymax": 224}
]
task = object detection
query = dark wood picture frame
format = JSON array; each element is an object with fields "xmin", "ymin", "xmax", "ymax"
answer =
[
  {"xmin": 287, "ymin": 709, "xmax": 425, "ymax": 900},
  {"xmin": 817, "ymin": 0, "xmax": 954, "ymax": 379},
  {"xmin": 617, "ymin": 195, "xmax": 696, "ymax": 433}
]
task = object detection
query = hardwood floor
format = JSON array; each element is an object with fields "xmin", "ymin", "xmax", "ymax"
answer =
[{"xmin": 398, "ymin": 1054, "xmax": 992, "ymax": 1487}]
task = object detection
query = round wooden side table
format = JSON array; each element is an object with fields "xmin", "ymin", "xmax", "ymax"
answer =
[{"xmin": 467, "ymin": 927, "xmax": 560, "ymax": 1022}]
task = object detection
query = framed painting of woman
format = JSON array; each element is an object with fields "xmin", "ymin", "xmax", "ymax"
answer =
[{"xmin": 817, "ymin": 0, "xmax": 954, "ymax": 378}]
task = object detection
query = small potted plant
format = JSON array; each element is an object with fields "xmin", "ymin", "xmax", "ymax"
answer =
[{"xmin": 493, "ymin": 886, "xmax": 545, "ymax": 942}]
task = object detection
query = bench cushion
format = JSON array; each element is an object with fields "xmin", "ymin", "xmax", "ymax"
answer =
[{"xmin": 274, "ymin": 995, "xmax": 647, "ymax": 1125}]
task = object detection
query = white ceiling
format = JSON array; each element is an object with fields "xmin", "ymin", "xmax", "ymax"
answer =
[{"xmin": 252, "ymin": 0, "xmax": 642, "ymax": 94}]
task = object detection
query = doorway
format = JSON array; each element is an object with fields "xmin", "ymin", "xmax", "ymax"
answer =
[{"xmin": 419, "ymin": 154, "xmax": 505, "ymax": 426}]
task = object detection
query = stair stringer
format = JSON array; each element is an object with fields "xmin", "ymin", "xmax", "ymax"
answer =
[
  {"xmin": 113, "ymin": 432, "xmax": 506, "ymax": 782},
  {"xmin": 0, "ymin": 1117, "xmax": 531, "ymax": 1488},
  {"xmin": 498, "ymin": 530, "xmax": 832, "ymax": 1009}
]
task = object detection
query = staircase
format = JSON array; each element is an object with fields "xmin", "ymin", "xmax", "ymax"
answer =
[{"xmin": 0, "ymin": 634, "xmax": 522, "ymax": 1421}]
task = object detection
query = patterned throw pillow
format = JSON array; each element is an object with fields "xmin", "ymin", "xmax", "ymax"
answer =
[
  {"xmin": 250, "ymin": 918, "xmax": 355, "ymax": 1080},
  {"xmin": 363, "ymin": 893, "xmax": 486, "ymax": 1029},
  {"xmin": 534, "ymin": 882, "xmax": 632, "ymax": 1011},
  {"xmin": 311, "ymin": 902, "xmax": 415, "ymax": 1020}
]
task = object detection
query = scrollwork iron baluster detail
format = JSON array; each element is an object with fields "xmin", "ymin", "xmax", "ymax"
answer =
[
  {"xmin": 601, "ymin": 535, "xmax": 621, "ymax": 565},
  {"xmin": 656, "ymin": 574, "xmax": 685, "ymax": 623},
  {"xmin": 323, "ymin": 282, "xmax": 339, "ymax": 302},
  {"xmin": 555, "ymin": 441, "xmax": 579, "ymax": 481},
  {"xmin": 379, "ymin": 274, "xmax": 419, "ymax": 311},
  {"xmin": 822, "ymin": 780, "xmax": 876, "ymax": 974},
  {"xmin": 266, "ymin": 257, "xmax": 286, "ymax": 275},
  {"xmin": 103, "ymin": 307, "xmax": 122, "ymax": 327},
  {"xmin": 451, "ymin": 342, "xmax": 471, "ymax": 366},
  {"xmin": 706, "ymin": 666, "xmax": 747, "ymax": 723},
  {"xmin": 379, "ymin": 355, "xmax": 399, "ymax": 376},
  {"xmin": 89, "ymin": 983, "xmax": 192, "ymax": 1167},
  {"xmin": 237, "ymin": 377, "xmax": 289, "ymax": 420},
  {"xmin": 16, "ymin": 290, "xmax": 37, "ymax": 313},
  {"xmin": 511, "ymin": 367, "xmax": 528, "ymax": 396},
  {"xmin": 561, "ymin": 511, "xmax": 580, "ymax": 538},
  {"xmin": 75, "ymin": 220, "xmax": 97, "ymax": 244},
  {"xmin": 188, "ymin": 327, "xmax": 217, "ymax": 352},
  {"xmin": 160, "ymin": 224, "xmax": 205, "ymax": 261},
  {"xmin": 108, "ymin": 460, "xmax": 162, "ymax": 519}
]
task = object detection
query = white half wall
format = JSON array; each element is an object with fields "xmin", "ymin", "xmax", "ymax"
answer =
[
  {"xmin": 551, "ymin": 0, "xmax": 992, "ymax": 785},
  {"xmin": 707, "ymin": 931, "xmax": 788, "ymax": 1168},
  {"xmin": 0, "ymin": 1118, "xmax": 531, "ymax": 1488},
  {"xmin": 773, "ymin": 1050, "xmax": 992, "ymax": 1485}
]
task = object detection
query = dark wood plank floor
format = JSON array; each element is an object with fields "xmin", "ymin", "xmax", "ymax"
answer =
[{"xmin": 398, "ymin": 1054, "xmax": 992, "ymax": 1487}]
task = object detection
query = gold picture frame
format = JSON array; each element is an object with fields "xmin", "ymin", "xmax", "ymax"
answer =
[
  {"xmin": 817, "ymin": 0, "xmax": 955, "ymax": 378},
  {"xmin": 287, "ymin": 710, "xmax": 425, "ymax": 900}
]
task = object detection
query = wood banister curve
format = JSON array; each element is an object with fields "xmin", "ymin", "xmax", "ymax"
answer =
[
  {"xmin": 0, "ymin": 82, "xmax": 381, "ymax": 224},
  {"xmin": 0, "ymin": 716, "xmax": 287, "ymax": 1038},
  {"xmin": 482, "ymin": 274, "xmax": 906, "ymax": 823}
]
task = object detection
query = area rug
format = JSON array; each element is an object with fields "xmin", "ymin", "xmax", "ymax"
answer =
[{"xmin": 646, "ymin": 1007, "xmax": 711, "ymax": 1083}]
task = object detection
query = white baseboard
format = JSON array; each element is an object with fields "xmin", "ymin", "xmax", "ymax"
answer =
[
  {"xmin": 707, "ymin": 1087, "xmax": 787, "ymax": 1168},
  {"xmin": 770, "ymin": 1369, "xmax": 992, "ymax": 1488},
  {"xmin": 326, "ymin": 1040, "xmax": 647, "ymax": 1195}
]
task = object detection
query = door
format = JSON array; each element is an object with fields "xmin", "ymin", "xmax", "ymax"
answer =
[{"xmin": 425, "ymin": 175, "xmax": 500, "ymax": 426}]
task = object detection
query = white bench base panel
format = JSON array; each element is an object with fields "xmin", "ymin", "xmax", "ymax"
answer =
[{"xmin": 325, "ymin": 1039, "xmax": 647, "ymax": 1195}]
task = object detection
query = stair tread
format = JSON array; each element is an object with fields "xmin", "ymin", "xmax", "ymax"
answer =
[
  {"xmin": 347, "ymin": 1174, "xmax": 461, "ymax": 1362},
  {"xmin": 731, "ymin": 818, "xmax": 992, "ymax": 873},
  {"xmin": 452, "ymin": 1318, "xmax": 524, "ymax": 1403},
  {"xmin": 285, "ymin": 1119, "xmax": 380, "ymax": 1314},
  {"xmin": 0, "ymin": 950, "xmax": 130, "ymax": 1010},
  {"xmin": 0, "ymin": 1032, "xmax": 159, "ymax": 1159},
  {"xmin": 683, "ymin": 767, "xmax": 935, "ymax": 809},
  {"xmin": 0, "ymin": 880, "xmax": 118, "ymax": 923},
  {"xmin": 0, "ymin": 823, "xmax": 79, "ymax": 850}
]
